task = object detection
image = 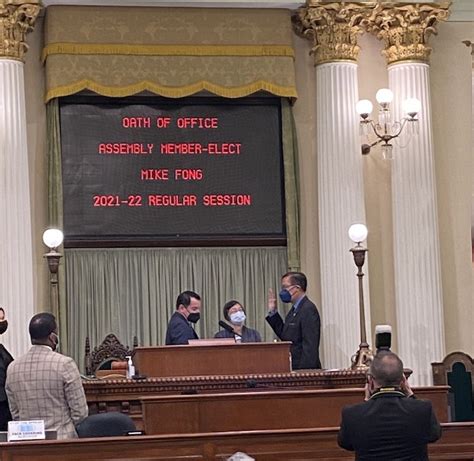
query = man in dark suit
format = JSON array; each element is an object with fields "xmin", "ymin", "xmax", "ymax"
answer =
[
  {"xmin": 266, "ymin": 272, "xmax": 321, "ymax": 370},
  {"xmin": 165, "ymin": 291, "xmax": 201, "ymax": 345},
  {"xmin": 0, "ymin": 308, "xmax": 13, "ymax": 431},
  {"xmin": 338, "ymin": 351, "xmax": 441, "ymax": 461}
]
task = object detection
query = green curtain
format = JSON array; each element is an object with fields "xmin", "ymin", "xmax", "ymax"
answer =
[
  {"xmin": 65, "ymin": 247, "xmax": 288, "ymax": 370},
  {"xmin": 281, "ymin": 99, "xmax": 300, "ymax": 271},
  {"xmin": 46, "ymin": 99, "xmax": 68, "ymax": 347}
]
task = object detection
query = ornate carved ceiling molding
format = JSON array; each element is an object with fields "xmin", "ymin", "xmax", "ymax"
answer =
[
  {"xmin": 292, "ymin": 2, "xmax": 372, "ymax": 66},
  {"xmin": 0, "ymin": 0, "xmax": 41, "ymax": 61},
  {"xmin": 365, "ymin": 2, "xmax": 451, "ymax": 65}
]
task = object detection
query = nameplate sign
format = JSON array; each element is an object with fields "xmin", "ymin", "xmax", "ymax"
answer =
[{"xmin": 8, "ymin": 420, "xmax": 45, "ymax": 441}]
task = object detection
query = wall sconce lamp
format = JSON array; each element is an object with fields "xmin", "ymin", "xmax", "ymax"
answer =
[
  {"xmin": 42, "ymin": 228, "xmax": 64, "ymax": 320},
  {"xmin": 348, "ymin": 223, "xmax": 373, "ymax": 370},
  {"xmin": 356, "ymin": 88, "xmax": 421, "ymax": 159}
]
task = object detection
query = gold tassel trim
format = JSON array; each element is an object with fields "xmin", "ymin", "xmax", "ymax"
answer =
[
  {"xmin": 45, "ymin": 79, "xmax": 298, "ymax": 102},
  {"xmin": 42, "ymin": 43, "xmax": 295, "ymax": 62}
]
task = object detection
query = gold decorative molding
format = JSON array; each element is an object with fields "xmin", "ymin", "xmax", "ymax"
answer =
[
  {"xmin": 365, "ymin": 2, "xmax": 451, "ymax": 65},
  {"xmin": 292, "ymin": 2, "xmax": 372, "ymax": 66},
  {"xmin": 0, "ymin": 0, "xmax": 41, "ymax": 61}
]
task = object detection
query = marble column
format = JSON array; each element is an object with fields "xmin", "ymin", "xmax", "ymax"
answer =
[
  {"xmin": 367, "ymin": 3, "xmax": 450, "ymax": 384},
  {"xmin": 0, "ymin": 1, "xmax": 41, "ymax": 358},
  {"xmin": 293, "ymin": 3, "xmax": 371, "ymax": 369}
]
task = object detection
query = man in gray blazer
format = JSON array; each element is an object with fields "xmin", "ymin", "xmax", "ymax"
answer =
[{"xmin": 5, "ymin": 312, "xmax": 88, "ymax": 439}]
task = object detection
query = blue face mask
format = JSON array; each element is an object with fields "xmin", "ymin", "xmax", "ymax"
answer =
[{"xmin": 279, "ymin": 289, "xmax": 292, "ymax": 303}]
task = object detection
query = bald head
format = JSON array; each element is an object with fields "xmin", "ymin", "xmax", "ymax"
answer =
[{"xmin": 369, "ymin": 351, "xmax": 404, "ymax": 388}]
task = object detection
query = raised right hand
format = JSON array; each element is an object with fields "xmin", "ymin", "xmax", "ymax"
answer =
[{"xmin": 267, "ymin": 288, "xmax": 277, "ymax": 312}]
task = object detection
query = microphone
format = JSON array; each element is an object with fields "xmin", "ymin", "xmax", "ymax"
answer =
[
  {"xmin": 375, "ymin": 324, "xmax": 392, "ymax": 352},
  {"xmin": 218, "ymin": 320, "xmax": 237, "ymax": 335}
]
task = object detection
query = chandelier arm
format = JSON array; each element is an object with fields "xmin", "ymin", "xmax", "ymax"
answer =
[
  {"xmin": 370, "ymin": 120, "xmax": 386, "ymax": 141},
  {"xmin": 370, "ymin": 139, "xmax": 383, "ymax": 148},
  {"xmin": 392, "ymin": 117, "xmax": 409, "ymax": 139}
]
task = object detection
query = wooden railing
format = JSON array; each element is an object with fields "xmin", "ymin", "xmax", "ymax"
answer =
[{"xmin": 0, "ymin": 422, "xmax": 472, "ymax": 461}]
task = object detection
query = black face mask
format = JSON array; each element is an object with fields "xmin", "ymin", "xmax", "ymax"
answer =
[
  {"xmin": 187, "ymin": 312, "xmax": 200, "ymax": 324},
  {"xmin": 0, "ymin": 320, "xmax": 8, "ymax": 335}
]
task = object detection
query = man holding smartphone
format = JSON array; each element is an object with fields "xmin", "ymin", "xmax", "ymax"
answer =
[{"xmin": 338, "ymin": 351, "xmax": 441, "ymax": 461}]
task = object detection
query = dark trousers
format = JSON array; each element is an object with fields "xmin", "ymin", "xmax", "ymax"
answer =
[{"xmin": 0, "ymin": 400, "xmax": 11, "ymax": 431}]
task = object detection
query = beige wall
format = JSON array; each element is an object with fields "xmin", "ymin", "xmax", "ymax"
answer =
[
  {"xmin": 431, "ymin": 22, "xmax": 473, "ymax": 355},
  {"xmin": 23, "ymin": 11, "xmax": 472, "ymax": 356}
]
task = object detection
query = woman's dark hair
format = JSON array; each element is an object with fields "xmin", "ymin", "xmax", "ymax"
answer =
[{"xmin": 223, "ymin": 300, "xmax": 245, "ymax": 321}]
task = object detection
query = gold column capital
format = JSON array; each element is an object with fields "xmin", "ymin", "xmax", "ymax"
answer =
[
  {"xmin": 293, "ymin": 2, "xmax": 373, "ymax": 66},
  {"xmin": 0, "ymin": 0, "xmax": 42, "ymax": 62},
  {"xmin": 365, "ymin": 2, "xmax": 451, "ymax": 65}
]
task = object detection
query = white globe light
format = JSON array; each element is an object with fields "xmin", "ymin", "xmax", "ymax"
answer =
[
  {"xmin": 376, "ymin": 88, "xmax": 394, "ymax": 105},
  {"xmin": 402, "ymin": 97, "xmax": 421, "ymax": 116},
  {"xmin": 43, "ymin": 228, "xmax": 64, "ymax": 250},
  {"xmin": 356, "ymin": 99, "xmax": 373, "ymax": 116},
  {"xmin": 348, "ymin": 224, "xmax": 368, "ymax": 244}
]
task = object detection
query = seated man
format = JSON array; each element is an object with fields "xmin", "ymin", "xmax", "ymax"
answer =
[
  {"xmin": 338, "ymin": 351, "xmax": 441, "ymax": 460},
  {"xmin": 165, "ymin": 291, "xmax": 201, "ymax": 345},
  {"xmin": 5, "ymin": 312, "xmax": 88, "ymax": 439}
]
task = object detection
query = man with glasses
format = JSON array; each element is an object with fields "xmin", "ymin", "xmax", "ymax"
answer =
[
  {"xmin": 266, "ymin": 271, "xmax": 321, "ymax": 370},
  {"xmin": 5, "ymin": 312, "xmax": 88, "ymax": 439}
]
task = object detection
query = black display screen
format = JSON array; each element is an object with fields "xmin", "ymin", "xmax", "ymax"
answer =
[{"xmin": 60, "ymin": 96, "xmax": 286, "ymax": 246}]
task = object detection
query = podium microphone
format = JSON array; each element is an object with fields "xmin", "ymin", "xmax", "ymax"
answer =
[
  {"xmin": 375, "ymin": 324, "xmax": 392, "ymax": 352},
  {"xmin": 218, "ymin": 320, "xmax": 237, "ymax": 335}
]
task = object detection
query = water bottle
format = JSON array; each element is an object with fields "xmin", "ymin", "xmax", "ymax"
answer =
[{"xmin": 126, "ymin": 355, "xmax": 135, "ymax": 379}]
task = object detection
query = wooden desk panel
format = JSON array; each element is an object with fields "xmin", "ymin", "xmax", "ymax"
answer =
[
  {"xmin": 132, "ymin": 342, "xmax": 292, "ymax": 378},
  {"xmin": 141, "ymin": 386, "xmax": 449, "ymax": 435},
  {"xmin": 84, "ymin": 368, "xmax": 368, "ymax": 430},
  {"xmin": 0, "ymin": 423, "xmax": 472, "ymax": 461}
]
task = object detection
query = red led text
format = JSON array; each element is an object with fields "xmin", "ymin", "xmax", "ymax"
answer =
[
  {"xmin": 160, "ymin": 143, "xmax": 241, "ymax": 155},
  {"xmin": 122, "ymin": 117, "xmax": 151, "ymax": 128},
  {"xmin": 203, "ymin": 194, "xmax": 251, "ymax": 206},
  {"xmin": 99, "ymin": 143, "xmax": 153, "ymax": 155},
  {"xmin": 176, "ymin": 117, "xmax": 218, "ymax": 129}
]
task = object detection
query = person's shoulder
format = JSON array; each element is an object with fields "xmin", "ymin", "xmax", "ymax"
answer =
[
  {"xmin": 9, "ymin": 347, "xmax": 36, "ymax": 365},
  {"xmin": 402, "ymin": 395, "xmax": 434, "ymax": 411},
  {"xmin": 341, "ymin": 400, "xmax": 370, "ymax": 419},
  {"xmin": 42, "ymin": 351, "xmax": 76, "ymax": 370},
  {"xmin": 167, "ymin": 312, "xmax": 180, "ymax": 326},
  {"xmin": 300, "ymin": 296, "xmax": 319, "ymax": 312},
  {"xmin": 170, "ymin": 311, "xmax": 185, "ymax": 323}
]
